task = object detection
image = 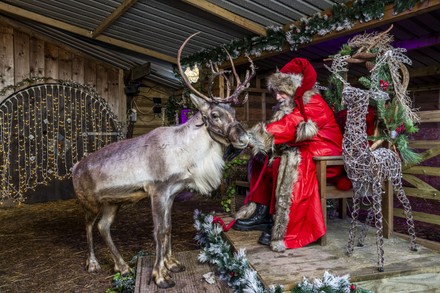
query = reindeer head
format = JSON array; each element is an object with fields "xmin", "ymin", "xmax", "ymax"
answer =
[{"xmin": 178, "ymin": 33, "xmax": 256, "ymax": 149}]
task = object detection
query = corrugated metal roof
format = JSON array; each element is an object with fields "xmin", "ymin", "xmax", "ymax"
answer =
[{"xmin": 1, "ymin": 0, "xmax": 440, "ymax": 90}]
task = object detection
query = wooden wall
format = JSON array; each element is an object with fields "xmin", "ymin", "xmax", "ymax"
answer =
[
  {"xmin": 0, "ymin": 20, "xmax": 126, "ymax": 122},
  {"xmin": 130, "ymin": 80, "xmax": 177, "ymax": 136}
]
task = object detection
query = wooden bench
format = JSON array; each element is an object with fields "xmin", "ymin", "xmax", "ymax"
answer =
[{"xmin": 314, "ymin": 156, "xmax": 394, "ymax": 246}]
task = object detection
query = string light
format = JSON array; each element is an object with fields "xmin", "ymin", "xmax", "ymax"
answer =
[{"xmin": 0, "ymin": 80, "xmax": 124, "ymax": 204}]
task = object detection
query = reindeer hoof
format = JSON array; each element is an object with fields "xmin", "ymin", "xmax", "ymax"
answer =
[
  {"xmin": 378, "ymin": 267, "xmax": 384, "ymax": 272},
  {"xmin": 86, "ymin": 258, "xmax": 101, "ymax": 272},
  {"xmin": 410, "ymin": 246, "xmax": 418, "ymax": 252},
  {"xmin": 357, "ymin": 243, "xmax": 364, "ymax": 247},
  {"xmin": 155, "ymin": 276, "xmax": 176, "ymax": 289},
  {"xmin": 167, "ymin": 263, "xmax": 186, "ymax": 273},
  {"xmin": 116, "ymin": 264, "xmax": 131, "ymax": 275}
]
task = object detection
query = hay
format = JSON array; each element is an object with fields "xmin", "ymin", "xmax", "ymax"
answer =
[{"xmin": 0, "ymin": 195, "xmax": 224, "ymax": 292}]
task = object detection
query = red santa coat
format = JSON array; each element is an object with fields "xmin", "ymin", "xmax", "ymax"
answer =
[{"xmin": 247, "ymin": 58, "xmax": 343, "ymax": 249}]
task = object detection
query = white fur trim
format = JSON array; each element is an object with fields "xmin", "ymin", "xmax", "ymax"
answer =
[
  {"xmin": 234, "ymin": 201, "xmax": 257, "ymax": 220},
  {"xmin": 295, "ymin": 120, "xmax": 318, "ymax": 142},
  {"xmin": 267, "ymin": 72, "xmax": 303, "ymax": 96}
]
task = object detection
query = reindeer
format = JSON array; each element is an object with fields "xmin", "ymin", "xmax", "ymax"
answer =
[{"xmin": 72, "ymin": 32, "xmax": 255, "ymax": 289}]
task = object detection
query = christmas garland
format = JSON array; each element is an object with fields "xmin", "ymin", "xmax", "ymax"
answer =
[
  {"xmin": 323, "ymin": 28, "xmax": 422, "ymax": 165},
  {"xmin": 194, "ymin": 210, "xmax": 373, "ymax": 293},
  {"xmin": 181, "ymin": 0, "xmax": 426, "ymax": 67}
]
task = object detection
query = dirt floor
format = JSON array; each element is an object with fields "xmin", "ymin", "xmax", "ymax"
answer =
[
  {"xmin": 1, "ymin": 193, "xmax": 438, "ymax": 293},
  {"xmin": 0, "ymin": 195, "xmax": 226, "ymax": 293}
]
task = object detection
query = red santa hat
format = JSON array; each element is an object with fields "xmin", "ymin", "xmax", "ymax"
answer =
[
  {"xmin": 267, "ymin": 58, "xmax": 318, "ymax": 141},
  {"xmin": 267, "ymin": 58, "xmax": 317, "ymax": 120}
]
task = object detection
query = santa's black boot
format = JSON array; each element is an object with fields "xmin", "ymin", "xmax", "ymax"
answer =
[{"xmin": 233, "ymin": 204, "xmax": 273, "ymax": 231}]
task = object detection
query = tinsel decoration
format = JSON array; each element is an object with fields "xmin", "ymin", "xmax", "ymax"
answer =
[
  {"xmin": 194, "ymin": 210, "xmax": 283, "ymax": 293},
  {"xmin": 193, "ymin": 210, "xmax": 372, "ymax": 293},
  {"xmin": 180, "ymin": 0, "xmax": 427, "ymax": 68},
  {"xmin": 291, "ymin": 271, "xmax": 373, "ymax": 293},
  {"xmin": 0, "ymin": 80, "xmax": 123, "ymax": 204}
]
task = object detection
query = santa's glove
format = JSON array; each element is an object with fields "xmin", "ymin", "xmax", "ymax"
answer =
[{"xmin": 248, "ymin": 122, "xmax": 274, "ymax": 156}]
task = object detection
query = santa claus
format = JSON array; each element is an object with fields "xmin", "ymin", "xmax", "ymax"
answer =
[{"xmin": 233, "ymin": 57, "xmax": 344, "ymax": 252}]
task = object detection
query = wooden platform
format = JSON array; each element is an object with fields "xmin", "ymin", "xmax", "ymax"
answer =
[
  {"xmin": 134, "ymin": 250, "xmax": 231, "ymax": 293},
  {"xmin": 221, "ymin": 216, "xmax": 440, "ymax": 292}
]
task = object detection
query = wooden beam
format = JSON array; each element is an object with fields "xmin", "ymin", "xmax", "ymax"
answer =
[
  {"xmin": 182, "ymin": 0, "xmax": 267, "ymax": 36},
  {"xmin": 301, "ymin": 0, "xmax": 440, "ymax": 47},
  {"xmin": 91, "ymin": 0, "xmax": 138, "ymax": 38},
  {"xmin": 0, "ymin": 2, "xmax": 177, "ymax": 64},
  {"xmin": 409, "ymin": 65, "xmax": 440, "ymax": 78},
  {"xmin": 227, "ymin": 0, "xmax": 440, "ymax": 67}
]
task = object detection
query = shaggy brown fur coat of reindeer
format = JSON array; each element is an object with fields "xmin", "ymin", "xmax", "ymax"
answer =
[{"xmin": 72, "ymin": 33, "xmax": 255, "ymax": 289}]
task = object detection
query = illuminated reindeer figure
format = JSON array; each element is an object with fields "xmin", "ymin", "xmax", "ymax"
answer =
[
  {"xmin": 72, "ymin": 32, "xmax": 255, "ymax": 289},
  {"xmin": 340, "ymin": 85, "xmax": 417, "ymax": 272},
  {"xmin": 326, "ymin": 27, "xmax": 417, "ymax": 272}
]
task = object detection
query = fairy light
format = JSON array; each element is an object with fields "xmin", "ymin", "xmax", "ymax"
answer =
[{"xmin": 0, "ymin": 80, "xmax": 123, "ymax": 204}]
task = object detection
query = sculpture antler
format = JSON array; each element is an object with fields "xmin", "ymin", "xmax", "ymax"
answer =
[{"xmin": 177, "ymin": 32, "xmax": 256, "ymax": 105}]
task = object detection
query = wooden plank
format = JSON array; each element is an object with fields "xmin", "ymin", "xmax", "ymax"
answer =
[
  {"xmin": 418, "ymin": 110, "xmax": 440, "ymax": 123},
  {"xmin": 96, "ymin": 64, "xmax": 109, "ymax": 101},
  {"xmin": 29, "ymin": 37, "xmax": 44, "ymax": 78},
  {"xmin": 404, "ymin": 187, "xmax": 439, "ymax": 200},
  {"xmin": 402, "ymin": 174, "xmax": 438, "ymax": 191},
  {"xmin": 409, "ymin": 140, "xmax": 440, "ymax": 149},
  {"xmin": 0, "ymin": 24, "xmax": 14, "ymax": 100},
  {"xmin": 91, "ymin": 0, "xmax": 138, "ymax": 37},
  {"xmin": 71, "ymin": 54, "xmax": 85, "ymax": 83},
  {"xmin": 355, "ymin": 272, "xmax": 440, "ymax": 293},
  {"xmin": 13, "ymin": 29, "xmax": 29, "ymax": 83},
  {"xmin": 222, "ymin": 217, "xmax": 440, "ymax": 292},
  {"xmin": 394, "ymin": 208, "xmax": 440, "ymax": 226},
  {"xmin": 58, "ymin": 48, "xmax": 72, "ymax": 81},
  {"xmin": 84, "ymin": 61, "xmax": 97, "ymax": 88},
  {"xmin": 44, "ymin": 43, "xmax": 58, "ymax": 81},
  {"xmin": 118, "ymin": 69, "xmax": 126, "ymax": 121},
  {"xmin": 404, "ymin": 166, "xmax": 440, "ymax": 176},
  {"xmin": 106, "ymin": 68, "xmax": 120, "ymax": 115},
  {"xmin": 134, "ymin": 250, "xmax": 229, "ymax": 293},
  {"xmin": 182, "ymin": 0, "xmax": 266, "ymax": 36},
  {"xmin": 395, "ymin": 232, "xmax": 440, "ymax": 252}
]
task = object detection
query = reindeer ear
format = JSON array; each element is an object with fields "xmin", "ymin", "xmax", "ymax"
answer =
[{"xmin": 189, "ymin": 93, "xmax": 210, "ymax": 114}]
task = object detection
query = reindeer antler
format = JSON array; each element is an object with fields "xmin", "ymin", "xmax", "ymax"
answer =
[{"xmin": 178, "ymin": 32, "xmax": 256, "ymax": 105}]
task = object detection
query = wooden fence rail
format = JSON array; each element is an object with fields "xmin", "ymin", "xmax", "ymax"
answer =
[{"xmin": 399, "ymin": 110, "xmax": 440, "ymax": 236}]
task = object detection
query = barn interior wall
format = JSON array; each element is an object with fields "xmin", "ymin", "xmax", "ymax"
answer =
[{"xmin": 0, "ymin": 20, "xmax": 126, "ymax": 124}]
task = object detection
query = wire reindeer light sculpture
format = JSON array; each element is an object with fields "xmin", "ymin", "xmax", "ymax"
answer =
[{"xmin": 325, "ymin": 28, "xmax": 417, "ymax": 272}]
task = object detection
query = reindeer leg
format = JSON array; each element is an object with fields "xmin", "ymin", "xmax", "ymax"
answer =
[
  {"xmin": 84, "ymin": 208, "xmax": 101, "ymax": 272},
  {"xmin": 393, "ymin": 179, "xmax": 417, "ymax": 251},
  {"xmin": 358, "ymin": 206, "xmax": 374, "ymax": 247},
  {"xmin": 372, "ymin": 180, "xmax": 384, "ymax": 272},
  {"xmin": 151, "ymin": 194, "xmax": 175, "ymax": 289},
  {"xmin": 163, "ymin": 197, "xmax": 185, "ymax": 273},
  {"xmin": 97, "ymin": 204, "xmax": 130, "ymax": 274},
  {"xmin": 347, "ymin": 181, "xmax": 362, "ymax": 256}
]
